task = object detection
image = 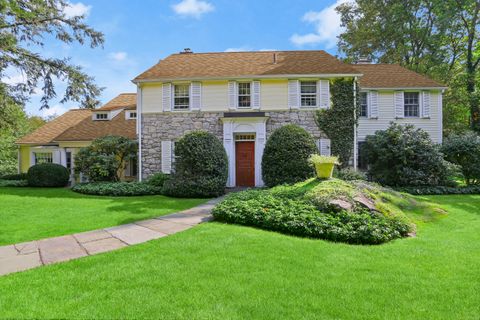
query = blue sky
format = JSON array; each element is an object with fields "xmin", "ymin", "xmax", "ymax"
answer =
[{"xmin": 20, "ymin": 0, "xmax": 345, "ymax": 117}]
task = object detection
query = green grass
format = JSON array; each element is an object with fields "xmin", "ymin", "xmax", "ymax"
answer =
[
  {"xmin": 0, "ymin": 195, "xmax": 479, "ymax": 319},
  {"xmin": 0, "ymin": 187, "xmax": 207, "ymax": 245}
]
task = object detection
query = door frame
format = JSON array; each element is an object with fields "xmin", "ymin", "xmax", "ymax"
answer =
[{"xmin": 234, "ymin": 135, "xmax": 256, "ymax": 187}]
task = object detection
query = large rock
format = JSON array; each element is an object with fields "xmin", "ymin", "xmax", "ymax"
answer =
[
  {"xmin": 328, "ymin": 199, "xmax": 353, "ymax": 212},
  {"xmin": 353, "ymin": 194, "xmax": 377, "ymax": 211}
]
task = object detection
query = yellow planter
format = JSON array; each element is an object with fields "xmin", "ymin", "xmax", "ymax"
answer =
[{"xmin": 314, "ymin": 163, "xmax": 335, "ymax": 179}]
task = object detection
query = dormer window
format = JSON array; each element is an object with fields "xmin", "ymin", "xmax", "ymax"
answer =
[
  {"xmin": 95, "ymin": 113, "xmax": 108, "ymax": 120},
  {"xmin": 126, "ymin": 111, "xmax": 137, "ymax": 119}
]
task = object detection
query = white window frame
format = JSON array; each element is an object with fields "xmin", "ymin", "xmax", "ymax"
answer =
[
  {"xmin": 34, "ymin": 152, "xmax": 53, "ymax": 164},
  {"xmin": 95, "ymin": 113, "xmax": 108, "ymax": 120},
  {"xmin": 126, "ymin": 111, "xmax": 137, "ymax": 119},
  {"xmin": 173, "ymin": 84, "xmax": 190, "ymax": 111},
  {"xmin": 300, "ymin": 81, "xmax": 317, "ymax": 107},
  {"xmin": 237, "ymin": 82, "xmax": 252, "ymax": 108},
  {"xmin": 359, "ymin": 92, "xmax": 368, "ymax": 118},
  {"xmin": 404, "ymin": 91, "xmax": 420, "ymax": 118}
]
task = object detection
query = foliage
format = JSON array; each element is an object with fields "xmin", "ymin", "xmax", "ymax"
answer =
[
  {"xmin": 336, "ymin": 0, "xmax": 480, "ymax": 132},
  {"xmin": 442, "ymin": 132, "xmax": 480, "ymax": 185},
  {"xmin": 147, "ymin": 173, "xmax": 170, "ymax": 188},
  {"xmin": 308, "ymin": 155, "xmax": 339, "ymax": 165},
  {"xmin": 334, "ymin": 167, "xmax": 367, "ymax": 181},
  {"xmin": 0, "ymin": 179, "xmax": 27, "ymax": 187},
  {"xmin": 27, "ymin": 163, "xmax": 69, "ymax": 187},
  {"xmin": 363, "ymin": 123, "xmax": 455, "ymax": 186},
  {"xmin": 396, "ymin": 185, "xmax": 480, "ymax": 195},
  {"xmin": 1, "ymin": 173, "xmax": 27, "ymax": 180},
  {"xmin": 315, "ymin": 78, "xmax": 359, "ymax": 166},
  {"xmin": 261, "ymin": 124, "xmax": 318, "ymax": 187},
  {"xmin": 212, "ymin": 179, "xmax": 424, "ymax": 245},
  {"xmin": 0, "ymin": 0, "xmax": 104, "ymax": 112},
  {"xmin": 72, "ymin": 182, "xmax": 162, "ymax": 196},
  {"xmin": 75, "ymin": 136, "xmax": 137, "ymax": 182},
  {"xmin": 163, "ymin": 131, "xmax": 227, "ymax": 198}
]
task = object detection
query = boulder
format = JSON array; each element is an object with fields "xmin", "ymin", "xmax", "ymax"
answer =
[
  {"xmin": 328, "ymin": 199, "xmax": 353, "ymax": 212},
  {"xmin": 353, "ymin": 195, "xmax": 377, "ymax": 211}
]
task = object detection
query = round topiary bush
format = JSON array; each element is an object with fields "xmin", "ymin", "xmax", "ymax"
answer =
[
  {"xmin": 261, "ymin": 124, "xmax": 318, "ymax": 187},
  {"xmin": 27, "ymin": 163, "xmax": 70, "ymax": 187},
  {"xmin": 162, "ymin": 131, "xmax": 228, "ymax": 198}
]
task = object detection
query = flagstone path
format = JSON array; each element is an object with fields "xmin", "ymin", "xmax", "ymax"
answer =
[{"xmin": 0, "ymin": 197, "xmax": 221, "ymax": 277}]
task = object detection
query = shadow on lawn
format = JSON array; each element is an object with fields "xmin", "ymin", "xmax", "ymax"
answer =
[{"xmin": 415, "ymin": 194, "xmax": 480, "ymax": 216}]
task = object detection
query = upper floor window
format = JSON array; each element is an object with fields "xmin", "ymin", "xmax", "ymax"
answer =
[
  {"xmin": 360, "ymin": 92, "xmax": 368, "ymax": 117},
  {"xmin": 127, "ymin": 111, "xmax": 137, "ymax": 119},
  {"xmin": 404, "ymin": 92, "xmax": 419, "ymax": 117},
  {"xmin": 300, "ymin": 81, "xmax": 317, "ymax": 107},
  {"xmin": 238, "ymin": 82, "xmax": 251, "ymax": 108},
  {"xmin": 174, "ymin": 84, "xmax": 190, "ymax": 110},
  {"xmin": 35, "ymin": 152, "xmax": 53, "ymax": 164},
  {"xmin": 95, "ymin": 113, "xmax": 108, "ymax": 120}
]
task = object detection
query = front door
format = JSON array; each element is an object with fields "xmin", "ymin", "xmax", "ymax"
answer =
[{"xmin": 235, "ymin": 141, "xmax": 255, "ymax": 187}]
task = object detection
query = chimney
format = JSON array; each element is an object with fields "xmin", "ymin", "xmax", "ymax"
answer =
[
  {"xmin": 180, "ymin": 48, "xmax": 193, "ymax": 54},
  {"xmin": 355, "ymin": 56, "xmax": 372, "ymax": 64}
]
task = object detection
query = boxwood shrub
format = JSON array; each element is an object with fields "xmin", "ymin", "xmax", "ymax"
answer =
[
  {"xmin": 261, "ymin": 124, "xmax": 318, "ymax": 187},
  {"xmin": 1, "ymin": 173, "xmax": 28, "ymax": 180},
  {"xmin": 27, "ymin": 163, "xmax": 69, "ymax": 187},
  {"xmin": 163, "ymin": 131, "xmax": 228, "ymax": 198},
  {"xmin": 0, "ymin": 179, "xmax": 28, "ymax": 187},
  {"xmin": 147, "ymin": 172, "xmax": 170, "ymax": 188},
  {"xmin": 72, "ymin": 182, "xmax": 162, "ymax": 196}
]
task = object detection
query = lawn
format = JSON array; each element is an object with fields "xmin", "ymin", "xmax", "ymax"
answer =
[
  {"xmin": 0, "ymin": 187, "xmax": 207, "ymax": 245},
  {"xmin": 0, "ymin": 195, "xmax": 478, "ymax": 319}
]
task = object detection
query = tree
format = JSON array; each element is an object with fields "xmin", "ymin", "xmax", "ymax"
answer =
[
  {"xmin": 336, "ymin": 0, "xmax": 480, "ymax": 133},
  {"xmin": 0, "ymin": 0, "xmax": 104, "ymax": 113},
  {"xmin": 442, "ymin": 132, "xmax": 480, "ymax": 185},
  {"xmin": 75, "ymin": 136, "xmax": 137, "ymax": 182}
]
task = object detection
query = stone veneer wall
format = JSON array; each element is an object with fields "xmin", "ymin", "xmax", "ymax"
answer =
[{"xmin": 141, "ymin": 110, "xmax": 326, "ymax": 178}]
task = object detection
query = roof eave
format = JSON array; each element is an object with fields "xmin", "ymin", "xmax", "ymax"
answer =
[
  {"xmin": 359, "ymin": 86, "xmax": 448, "ymax": 90},
  {"xmin": 132, "ymin": 73, "xmax": 364, "ymax": 84}
]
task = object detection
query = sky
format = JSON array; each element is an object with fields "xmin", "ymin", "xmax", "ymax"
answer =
[{"xmin": 17, "ymin": 0, "xmax": 347, "ymax": 118}]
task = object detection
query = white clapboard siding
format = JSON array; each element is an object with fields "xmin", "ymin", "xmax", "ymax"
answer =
[
  {"xmin": 394, "ymin": 91, "xmax": 404, "ymax": 118},
  {"xmin": 228, "ymin": 81, "xmax": 237, "ymax": 110},
  {"xmin": 369, "ymin": 91, "xmax": 379, "ymax": 118},
  {"xmin": 161, "ymin": 141, "xmax": 172, "ymax": 174},
  {"xmin": 318, "ymin": 139, "xmax": 331, "ymax": 156},
  {"xmin": 190, "ymin": 82, "xmax": 201, "ymax": 111},
  {"xmin": 319, "ymin": 80, "xmax": 330, "ymax": 108},
  {"xmin": 422, "ymin": 91, "xmax": 431, "ymax": 118},
  {"xmin": 252, "ymin": 80, "xmax": 261, "ymax": 109},
  {"xmin": 288, "ymin": 80, "xmax": 299, "ymax": 109},
  {"xmin": 162, "ymin": 83, "xmax": 172, "ymax": 112}
]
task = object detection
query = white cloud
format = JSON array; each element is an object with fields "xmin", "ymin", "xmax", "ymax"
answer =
[
  {"xmin": 290, "ymin": 0, "xmax": 348, "ymax": 48},
  {"xmin": 108, "ymin": 51, "xmax": 128, "ymax": 62},
  {"xmin": 63, "ymin": 2, "xmax": 91, "ymax": 18},
  {"xmin": 172, "ymin": 0, "xmax": 214, "ymax": 19},
  {"xmin": 40, "ymin": 104, "xmax": 69, "ymax": 118},
  {"xmin": 224, "ymin": 46, "xmax": 252, "ymax": 52}
]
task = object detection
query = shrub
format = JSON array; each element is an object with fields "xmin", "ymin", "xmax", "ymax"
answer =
[
  {"xmin": 363, "ymin": 123, "xmax": 454, "ymax": 187},
  {"xmin": 163, "ymin": 131, "xmax": 228, "ymax": 198},
  {"xmin": 334, "ymin": 167, "xmax": 367, "ymax": 181},
  {"xmin": 75, "ymin": 136, "xmax": 137, "ymax": 182},
  {"xmin": 442, "ymin": 132, "xmax": 480, "ymax": 185},
  {"xmin": 212, "ymin": 179, "xmax": 416, "ymax": 245},
  {"xmin": 72, "ymin": 182, "xmax": 162, "ymax": 196},
  {"xmin": 261, "ymin": 125, "xmax": 318, "ymax": 187},
  {"xmin": 147, "ymin": 173, "xmax": 170, "ymax": 188},
  {"xmin": 27, "ymin": 163, "xmax": 69, "ymax": 187},
  {"xmin": 0, "ymin": 179, "xmax": 28, "ymax": 187},
  {"xmin": 1, "ymin": 173, "xmax": 27, "ymax": 180}
]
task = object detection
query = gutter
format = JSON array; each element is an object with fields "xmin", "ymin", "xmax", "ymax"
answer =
[{"xmin": 137, "ymin": 86, "xmax": 143, "ymax": 181}]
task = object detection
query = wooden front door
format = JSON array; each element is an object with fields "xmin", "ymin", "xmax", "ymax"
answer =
[{"xmin": 235, "ymin": 141, "xmax": 255, "ymax": 187}]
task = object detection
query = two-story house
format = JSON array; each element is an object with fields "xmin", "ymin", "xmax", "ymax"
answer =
[{"xmin": 133, "ymin": 50, "xmax": 446, "ymax": 188}]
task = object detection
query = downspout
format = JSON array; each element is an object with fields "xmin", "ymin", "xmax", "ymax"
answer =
[
  {"xmin": 137, "ymin": 85, "xmax": 143, "ymax": 181},
  {"xmin": 353, "ymin": 77, "xmax": 358, "ymax": 170},
  {"xmin": 17, "ymin": 145, "xmax": 20, "ymax": 174}
]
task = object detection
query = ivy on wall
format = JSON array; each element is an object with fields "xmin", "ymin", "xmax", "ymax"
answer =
[{"xmin": 315, "ymin": 78, "xmax": 359, "ymax": 167}]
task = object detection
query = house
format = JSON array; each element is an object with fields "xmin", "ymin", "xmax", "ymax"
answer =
[
  {"xmin": 16, "ymin": 93, "xmax": 137, "ymax": 181},
  {"xmin": 132, "ymin": 50, "xmax": 445, "ymax": 188}
]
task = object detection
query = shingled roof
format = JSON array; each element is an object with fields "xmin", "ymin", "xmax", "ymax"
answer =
[
  {"xmin": 353, "ymin": 64, "xmax": 445, "ymax": 89},
  {"xmin": 97, "ymin": 93, "xmax": 136, "ymax": 111},
  {"xmin": 134, "ymin": 50, "xmax": 360, "ymax": 81}
]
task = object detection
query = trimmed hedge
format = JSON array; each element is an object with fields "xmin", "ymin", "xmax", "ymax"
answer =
[
  {"xmin": 27, "ymin": 163, "xmax": 69, "ymax": 187},
  {"xmin": 1, "ymin": 173, "xmax": 28, "ymax": 180},
  {"xmin": 0, "ymin": 179, "xmax": 28, "ymax": 187},
  {"xmin": 147, "ymin": 173, "xmax": 170, "ymax": 188},
  {"xmin": 72, "ymin": 182, "xmax": 162, "ymax": 196},
  {"xmin": 163, "ymin": 131, "xmax": 228, "ymax": 198},
  {"xmin": 396, "ymin": 185, "xmax": 480, "ymax": 195},
  {"xmin": 261, "ymin": 124, "xmax": 318, "ymax": 187}
]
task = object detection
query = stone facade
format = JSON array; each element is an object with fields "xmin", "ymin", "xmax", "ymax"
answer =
[{"xmin": 141, "ymin": 110, "xmax": 325, "ymax": 178}]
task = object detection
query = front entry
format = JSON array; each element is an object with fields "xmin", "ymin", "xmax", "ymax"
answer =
[{"xmin": 235, "ymin": 141, "xmax": 255, "ymax": 187}]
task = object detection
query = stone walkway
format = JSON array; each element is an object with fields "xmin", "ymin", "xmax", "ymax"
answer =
[{"xmin": 0, "ymin": 198, "xmax": 221, "ymax": 277}]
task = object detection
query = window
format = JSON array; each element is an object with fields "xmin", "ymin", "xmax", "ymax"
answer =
[
  {"xmin": 358, "ymin": 142, "xmax": 368, "ymax": 170},
  {"xmin": 300, "ymin": 81, "xmax": 317, "ymax": 107},
  {"xmin": 404, "ymin": 92, "xmax": 420, "ymax": 117},
  {"xmin": 360, "ymin": 92, "xmax": 368, "ymax": 117},
  {"xmin": 95, "ymin": 113, "xmax": 108, "ymax": 120},
  {"xmin": 35, "ymin": 152, "xmax": 53, "ymax": 164},
  {"xmin": 174, "ymin": 84, "xmax": 190, "ymax": 110},
  {"xmin": 66, "ymin": 152, "xmax": 72, "ymax": 171},
  {"xmin": 238, "ymin": 82, "xmax": 251, "ymax": 108},
  {"xmin": 128, "ymin": 111, "xmax": 137, "ymax": 119}
]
